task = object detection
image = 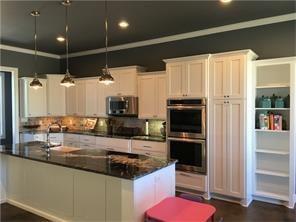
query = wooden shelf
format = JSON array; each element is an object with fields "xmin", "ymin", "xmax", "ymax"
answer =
[
  {"xmin": 256, "ymin": 85, "xmax": 290, "ymax": 89},
  {"xmin": 255, "ymin": 169, "xmax": 289, "ymax": 178},
  {"xmin": 255, "ymin": 108, "xmax": 290, "ymax": 111},
  {"xmin": 255, "ymin": 149, "xmax": 289, "ymax": 155},
  {"xmin": 254, "ymin": 191, "xmax": 289, "ymax": 201},
  {"xmin": 255, "ymin": 129, "xmax": 289, "ymax": 133}
]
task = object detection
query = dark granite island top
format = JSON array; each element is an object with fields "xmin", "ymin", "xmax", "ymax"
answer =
[{"xmin": 0, "ymin": 141, "xmax": 176, "ymax": 180}]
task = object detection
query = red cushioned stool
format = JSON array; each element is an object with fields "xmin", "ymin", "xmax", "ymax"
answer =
[{"xmin": 145, "ymin": 197, "xmax": 216, "ymax": 222}]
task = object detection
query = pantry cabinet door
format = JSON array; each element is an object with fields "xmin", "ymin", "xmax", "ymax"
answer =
[
  {"xmin": 156, "ymin": 75, "xmax": 167, "ymax": 119},
  {"xmin": 76, "ymin": 81, "xmax": 86, "ymax": 116},
  {"xmin": 185, "ymin": 60, "xmax": 206, "ymax": 97},
  {"xmin": 138, "ymin": 75, "xmax": 156, "ymax": 119},
  {"xmin": 47, "ymin": 75, "xmax": 66, "ymax": 116},
  {"xmin": 167, "ymin": 63, "xmax": 184, "ymax": 98},
  {"xmin": 210, "ymin": 100, "xmax": 228, "ymax": 195},
  {"xmin": 66, "ymin": 85, "xmax": 77, "ymax": 115},
  {"xmin": 85, "ymin": 79, "xmax": 99, "ymax": 117},
  {"xmin": 226, "ymin": 55, "xmax": 245, "ymax": 99},
  {"xmin": 210, "ymin": 57, "xmax": 227, "ymax": 99},
  {"xmin": 226, "ymin": 99, "xmax": 245, "ymax": 198}
]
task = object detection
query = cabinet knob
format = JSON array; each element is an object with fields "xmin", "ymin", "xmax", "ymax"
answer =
[{"xmin": 227, "ymin": 95, "xmax": 230, "ymax": 98}]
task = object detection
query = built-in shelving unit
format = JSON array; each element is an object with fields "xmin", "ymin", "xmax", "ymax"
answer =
[{"xmin": 252, "ymin": 57, "xmax": 296, "ymax": 208}]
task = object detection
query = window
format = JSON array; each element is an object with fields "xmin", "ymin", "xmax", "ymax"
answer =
[{"xmin": 0, "ymin": 73, "xmax": 5, "ymax": 139}]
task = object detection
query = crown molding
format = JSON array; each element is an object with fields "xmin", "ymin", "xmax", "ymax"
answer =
[
  {"xmin": 0, "ymin": 44, "xmax": 61, "ymax": 59},
  {"xmin": 62, "ymin": 12, "xmax": 296, "ymax": 59}
]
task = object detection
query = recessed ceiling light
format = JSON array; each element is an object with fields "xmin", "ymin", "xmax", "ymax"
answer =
[
  {"xmin": 220, "ymin": 0, "xmax": 232, "ymax": 3},
  {"xmin": 56, "ymin": 36, "xmax": 65, "ymax": 42},
  {"xmin": 118, "ymin": 20, "xmax": 129, "ymax": 29}
]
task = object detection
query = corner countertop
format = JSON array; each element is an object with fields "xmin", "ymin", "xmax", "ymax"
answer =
[
  {"xmin": 0, "ymin": 142, "xmax": 175, "ymax": 180},
  {"xmin": 19, "ymin": 129, "xmax": 166, "ymax": 142}
]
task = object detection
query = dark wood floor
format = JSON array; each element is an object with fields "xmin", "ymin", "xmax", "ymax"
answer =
[{"xmin": 1, "ymin": 199, "xmax": 295, "ymax": 222}]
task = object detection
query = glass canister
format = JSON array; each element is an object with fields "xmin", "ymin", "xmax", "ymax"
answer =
[
  {"xmin": 259, "ymin": 96, "xmax": 271, "ymax": 108},
  {"xmin": 275, "ymin": 96, "xmax": 285, "ymax": 108}
]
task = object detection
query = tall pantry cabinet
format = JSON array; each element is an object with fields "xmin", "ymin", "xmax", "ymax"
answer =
[{"xmin": 209, "ymin": 50, "xmax": 258, "ymax": 205}]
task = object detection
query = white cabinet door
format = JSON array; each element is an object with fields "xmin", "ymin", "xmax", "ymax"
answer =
[
  {"xmin": 46, "ymin": 75, "xmax": 66, "ymax": 116},
  {"xmin": 210, "ymin": 55, "xmax": 246, "ymax": 100},
  {"xmin": 210, "ymin": 100, "xmax": 227, "ymax": 195},
  {"xmin": 226, "ymin": 99, "xmax": 245, "ymax": 198},
  {"xmin": 185, "ymin": 59, "xmax": 207, "ymax": 97},
  {"xmin": 85, "ymin": 79, "xmax": 99, "ymax": 117},
  {"xmin": 66, "ymin": 85, "xmax": 77, "ymax": 115},
  {"xmin": 20, "ymin": 78, "xmax": 47, "ymax": 117},
  {"xmin": 97, "ymin": 83, "xmax": 108, "ymax": 117},
  {"xmin": 156, "ymin": 75, "xmax": 167, "ymax": 119},
  {"xmin": 167, "ymin": 62, "xmax": 184, "ymax": 98},
  {"xmin": 138, "ymin": 75, "xmax": 156, "ymax": 119},
  {"xmin": 76, "ymin": 80, "xmax": 86, "ymax": 116},
  {"xmin": 226, "ymin": 55, "xmax": 245, "ymax": 99},
  {"xmin": 118, "ymin": 71, "xmax": 137, "ymax": 96},
  {"xmin": 210, "ymin": 57, "xmax": 227, "ymax": 99}
]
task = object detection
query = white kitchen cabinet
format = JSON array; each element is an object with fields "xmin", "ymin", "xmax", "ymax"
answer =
[
  {"xmin": 131, "ymin": 140, "xmax": 166, "ymax": 158},
  {"xmin": 96, "ymin": 137, "xmax": 131, "ymax": 153},
  {"xmin": 65, "ymin": 84, "xmax": 77, "ymax": 116},
  {"xmin": 76, "ymin": 80, "xmax": 86, "ymax": 116},
  {"xmin": 85, "ymin": 79, "xmax": 99, "ymax": 117},
  {"xmin": 164, "ymin": 55, "xmax": 210, "ymax": 98},
  {"xmin": 19, "ymin": 78, "xmax": 47, "ymax": 117},
  {"xmin": 48, "ymin": 133, "xmax": 63, "ymax": 144},
  {"xmin": 108, "ymin": 66, "xmax": 146, "ymax": 97},
  {"xmin": 20, "ymin": 133, "xmax": 46, "ymax": 143},
  {"xmin": 210, "ymin": 52, "xmax": 257, "ymax": 100},
  {"xmin": 46, "ymin": 75, "xmax": 66, "ymax": 116},
  {"xmin": 176, "ymin": 171, "xmax": 207, "ymax": 192},
  {"xmin": 138, "ymin": 72, "xmax": 167, "ymax": 119},
  {"xmin": 209, "ymin": 99, "xmax": 245, "ymax": 198}
]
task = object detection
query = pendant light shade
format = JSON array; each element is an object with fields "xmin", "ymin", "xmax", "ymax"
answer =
[
  {"xmin": 29, "ymin": 10, "xmax": 43, "ymax": 90},
  {"xmin": 99, "ymin": 0, "xmax": 114, "ymax": 85},
  {"xmin": 60, "ymin": 0, "xmax": 75, "ymax": 87}
]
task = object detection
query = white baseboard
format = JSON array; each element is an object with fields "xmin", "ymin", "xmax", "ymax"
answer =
[{"xmin": 7, "ymin": 199, "xmax": 66, "ymax": 222}]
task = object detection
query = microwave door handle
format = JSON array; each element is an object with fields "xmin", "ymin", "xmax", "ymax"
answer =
[{"xmin": 167, "ymin": 106, "xmax": 205, "ymax": 110}]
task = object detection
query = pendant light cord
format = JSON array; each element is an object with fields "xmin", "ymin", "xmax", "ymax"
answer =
[
  {"xmin": 65, "ymin": 4, "xmax": 69, "ymax": 74},
  {"xmin": 105, "ymin": 0, "xmax": 108, "ymax": 69},
  {"xmin": 34, "ymin": 14, "xmax": 37, "ymax": 78}
]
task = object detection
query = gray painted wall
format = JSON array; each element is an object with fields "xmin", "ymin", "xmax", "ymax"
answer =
[
  {"xmin": 62, "ymin": 21, "xmax": 296, "ymax": 78},
  {"xmin": 0, "ymin": 49, "xmax": 60, "ymax": 78}
]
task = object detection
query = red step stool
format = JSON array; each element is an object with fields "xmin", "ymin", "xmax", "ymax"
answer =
[{"xmin": 145, "ymin": 196, "xmax": 216, "ymax": 222}]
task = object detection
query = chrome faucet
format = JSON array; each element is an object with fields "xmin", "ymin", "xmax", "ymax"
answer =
[{"xmin": 46, "ymin": 122, "xmax": 61, "ymax": 145}]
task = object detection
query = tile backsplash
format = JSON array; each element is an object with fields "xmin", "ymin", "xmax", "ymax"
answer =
[{"xmin": 20, "ymin": 116, "xmax": 166, "ymax": 137}]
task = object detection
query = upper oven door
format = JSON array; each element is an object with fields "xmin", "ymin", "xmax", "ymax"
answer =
[{"xmin": 167, "ymin": 105, "xmax": 206, "ymax": 139}]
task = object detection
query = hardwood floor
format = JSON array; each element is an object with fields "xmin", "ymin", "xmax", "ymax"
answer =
[{"xmin": 1, "ymin": 199, "xmax": 295, "ymax": 221}]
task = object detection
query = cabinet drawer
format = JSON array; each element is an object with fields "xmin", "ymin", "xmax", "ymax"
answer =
[
  {"xmin": 131, "ymin": 140, "xmax": 166, "ymax": 153},
  {"xmin": 33, "ymin": 133, "xmax": 46, "ymax": 142},
  {"xmin": 64, "ymin": 133, "xmax": 80, "ymax": 142},
  {"xmin": 64, "ymin": 141, "xmax": 80, "ymax": 148},
  {"xmin": 96, "ymin": 137, "xmax": 131, "ymax": 153},
  {"xmin": 49, "ymin": 133, "xmax": 63, "ymax": 142},
  {"xmin": 79, "ymin": 135, "xmax": 96, "ymax": 145},
  {"xmin": 132, "ymin": 148, "xmax": 166, "ymax": 158},
  {"xmin": 176, "ymin": 171, "xmax": 207, "ymax": 192},
  {"xmin": 79, "ymin": 143, "xmax": 96, "ymax": 149}
]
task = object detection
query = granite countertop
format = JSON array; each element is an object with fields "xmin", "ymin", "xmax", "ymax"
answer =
[
  {"xmin": 19, "ymin": 129, "xmax": 166, "ymax": 142},
  {"xmin": 0, "ymin": 142, "xmax": 175, "ymax": 180}
]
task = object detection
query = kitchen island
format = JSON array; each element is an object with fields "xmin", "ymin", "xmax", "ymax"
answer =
[{"xmin": 0, "ymin": 142, "xmax": 176, "ymax": 222}]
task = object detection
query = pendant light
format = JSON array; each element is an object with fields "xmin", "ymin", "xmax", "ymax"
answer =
[
  {"xmin": 99, "ymin": 0, "xmax": 114, "ymax": 85},
  {"xmin": 29, "ymin": 10, "xmax": 43, "ymax": 90},
  {"xmin": 60, "ymin": 0, "xmax": 75, "ymax": 87}
]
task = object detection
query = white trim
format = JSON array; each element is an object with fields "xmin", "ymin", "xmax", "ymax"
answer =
[
  {"xmin": 63, "ymin": 13, "xmax": 296, "ymax": 58},
  {"xmin": 0, "ymin": 44, "xmax": 61, "ymax": 59},
  {"xmin": 0, "ymin": 66, "xmax": 19, "ymax": 144},
  {"xmin": 0, "ymin": 74, "xmax": 5, "ymax": 139},
  {"xmin": 163, "ymin": 54, "xmax": 211, "ymax": 63}
]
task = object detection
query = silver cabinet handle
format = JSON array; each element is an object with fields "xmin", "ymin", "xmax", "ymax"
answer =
[
  {"xmin": 143, "ymin": 145, "xmax": 152, "ymax": 148},
  {"xmin": 145, "ymin": 152, "xmax": 151, "ymax": 156},
  {"xmin": 106, "ymin": 148, "xmax": 114, "ymax": 151}
]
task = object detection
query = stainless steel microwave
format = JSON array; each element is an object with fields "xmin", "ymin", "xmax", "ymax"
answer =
[{"xmin": 106, "ymin": 96, "xmax": 138, "ymax": 116}]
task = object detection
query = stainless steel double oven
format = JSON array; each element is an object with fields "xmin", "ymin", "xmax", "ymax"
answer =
[{"xmin": 167, "ymin": 98, "xmax": 207, "ymax": 174}]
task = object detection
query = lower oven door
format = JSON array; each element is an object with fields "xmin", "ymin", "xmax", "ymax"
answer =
[{"xmin": 168, "ymin": 137, "xmax": 206, "ymax": 174}]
